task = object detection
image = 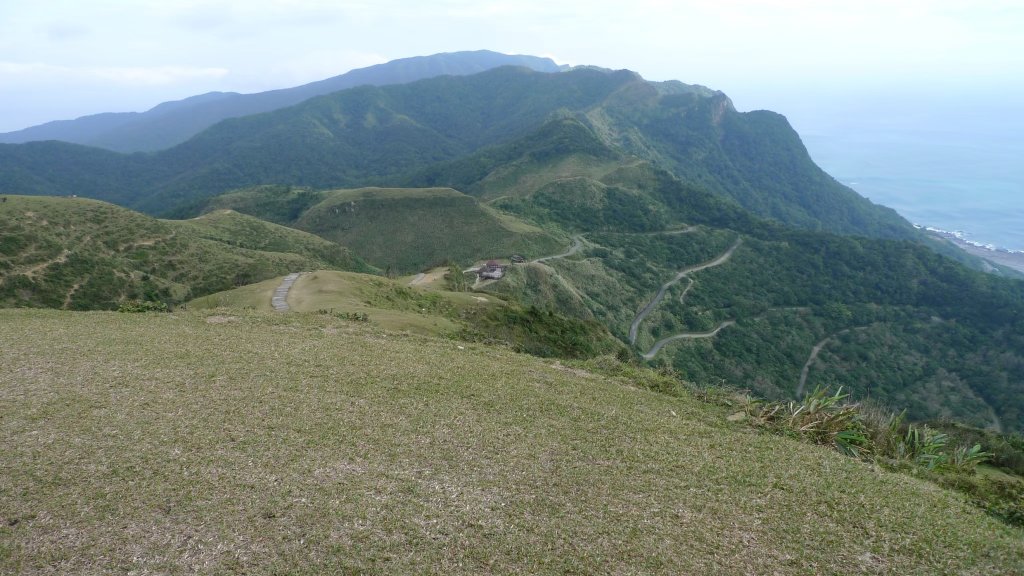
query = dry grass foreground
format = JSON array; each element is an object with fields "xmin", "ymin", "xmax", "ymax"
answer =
[{"xmin": 0, "ymin": 309, "xmax": 1020, "ymax": 575}]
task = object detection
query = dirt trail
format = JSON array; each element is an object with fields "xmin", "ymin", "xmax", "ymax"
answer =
[
  {"xmin": 117, "ymin": 232, "xmax": 175, "ymax": 252},
  {"xmin": 62, "ymin": 280, "xmax": 84, "ymax": 310},
  {"xmin": 796, "ymin": 326, "xmax": 870, "ymax": 397},
  {"xmin": 271, "ymin": 273, "xmax": 302, "ymax": 312},
  {"xmin": 408, "ymin": 273, "xmax": 426, "ymax": 286},
  {"xmin": 649, "ymin": 226, "xmax": 697, "ymax": 236},
  {"xmin": 629, "ymin": 238, "xmax": 742, "ymax": 345},
  {"xmin": 16, "ymin": 249, "xmax": 71, "ymax": 279}
]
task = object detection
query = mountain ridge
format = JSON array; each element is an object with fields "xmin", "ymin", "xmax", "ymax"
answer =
[
  {"xmin": 0, "ymin": 50, "xmax": 565, "ymax": 152},
  {"xmin": 0, "ymin": 65, "xmax": 913, "ymax": 242}
]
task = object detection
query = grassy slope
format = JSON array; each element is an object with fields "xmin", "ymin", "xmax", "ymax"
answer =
[
  {"xmin": 189, "ymin": 270, "xmax": 502, "ymax": 337},
  {"xmin": 292, "ymin": 187, "xmax": 565, "ymax": 273},
  {"xmin": 189, "ymin": 270, "xmax": 621, "ymax": 359},
  {"xmin": 0, "ymin": 196, "xmax": 368, "ymax": 309},
  {"xmin": 174, "ymin": 209, "xmax": 375, "ymax": 273},
  {"xmin": 0, "ymin": 308, "xmax": 1020, "ymax": 574}
]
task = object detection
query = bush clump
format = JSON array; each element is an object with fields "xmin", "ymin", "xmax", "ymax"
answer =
[{"xmin": 117, "ymin": 299, "xmax": 169, "ymax": 313}]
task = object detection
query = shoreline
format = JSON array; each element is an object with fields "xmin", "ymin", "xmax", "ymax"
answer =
[{"xmin": 929, "ymin": 232, "xmax": 1024, "ymax": 274}]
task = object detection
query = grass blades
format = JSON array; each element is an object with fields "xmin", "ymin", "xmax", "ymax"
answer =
[{"xmin": 1, "ymin": 309, "xmax": 1021, "ymax": 574}]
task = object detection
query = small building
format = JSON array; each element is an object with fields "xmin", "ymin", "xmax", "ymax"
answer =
[
  {"xmin": 479, "ymin": 260, "xmax": 506, "ymax": 280},
  {"xmin": 510, "ymin": 254, "xmax": 526, "ymax": 264}
]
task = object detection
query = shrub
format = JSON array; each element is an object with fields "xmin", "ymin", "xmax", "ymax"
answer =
[
  {"xmin": 117, "ymin": 299, "xmax": 169, "ymax": 313},
  {"xmin": 897, "ymin": 426, "xmax": 951, "ymax": 470},
  {"xmin": 949, "ymin": 443, "xmax": 993, "ymax": 473},
  {"xmin": 444, "ymin": 261, "xmax": 471, "ymax": 292},
  {"xmin": 745, "ymin": 386, "xmax": 870, "ymax": 457}
]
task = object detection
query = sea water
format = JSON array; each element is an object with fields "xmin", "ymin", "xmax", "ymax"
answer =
[{"xmin": 787, "ymin": 95, "xmax": 1024, "ymax": 253}]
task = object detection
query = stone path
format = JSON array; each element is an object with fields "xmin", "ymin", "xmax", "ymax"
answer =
[{"xmin": 272, "ymin": 273, "xmax": 302, "ymax": 312}]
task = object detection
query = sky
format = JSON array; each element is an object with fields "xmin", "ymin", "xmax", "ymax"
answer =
[{"xmin": 1, "ymin": 0, "xmax": 1023, "ymax": 134}]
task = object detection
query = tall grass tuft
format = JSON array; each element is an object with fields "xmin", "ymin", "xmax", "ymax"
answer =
[
  {"xmin": 744, "ymin": 387, "xmax": 999, "ymax": 474},
  {"xmin": 745, "ymin": 386, "xmax": 870, "ymax": 457},
  {"xmin": 897, "ymin": 426, "xmax": 950, "ymax": 470}
]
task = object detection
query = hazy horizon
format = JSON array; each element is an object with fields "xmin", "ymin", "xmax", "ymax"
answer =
[{"xmin": 3, "ymin": 1, "xmax": 1022, "ymax": 132}]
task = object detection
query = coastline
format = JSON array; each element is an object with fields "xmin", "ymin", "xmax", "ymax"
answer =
[{"xmin": 927, "ymin": 231, "xmax": 1024, "ymax": 275}]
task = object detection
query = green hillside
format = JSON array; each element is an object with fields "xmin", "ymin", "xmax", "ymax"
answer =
[
  {"xmin": 1, "ymin": 61, "xmax": 1020, "ymax": 440},
  {"xmin": 127, "ymin": 114, "xmax": 1024, "ymax": 431},
  {"xmin": 190, "ymin": 268, "xmax": 622, "ymax": 360},
  {"xmin": 2, "ymin": 53, "xmax": 1022, "ymax": 575},
  {"xmin": 1, "ymin": 308, "xmax": 1020, "ymax": 574},
  {"xmin": 199, "ymin": 186, "xmax": 566, "ymax": 273},
  {"xmin": 190, "ymin": 269, "xmax": 490, "ymax": 337},
  {"xmin": 0, "ymin": 196, "xmax": 370, "ymax": 309},
  {"xmin": 174, "ymin": 209, "xmax": 374, "ymax": 273},
  {"xmin": 377, "ymin": 116, "xmax": 1024, "ymax": 431},
  {"xmin": 295, "ymin": 188, "xmax": 563, "ymax": 273}
]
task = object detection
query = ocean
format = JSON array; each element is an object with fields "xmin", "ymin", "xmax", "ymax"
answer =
[{"xmin": 785, "ymin": 95, "xmax": 1024, "ymax": 253}]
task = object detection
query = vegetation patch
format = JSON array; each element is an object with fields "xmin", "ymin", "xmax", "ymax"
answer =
[{"xmin": 459, "ymin": 304, "xmax": 625, "ymax": 359}]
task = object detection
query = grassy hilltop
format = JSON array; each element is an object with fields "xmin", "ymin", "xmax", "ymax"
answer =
[
  {"xmin": 1, "ymin": 308, "xmax": 1021, "ymax": 575},
  {"xmin": 201, "ymin": 186, "xmax": 565, "ymax": 273},
  {"xmin": 0, "ymin": 195, "xmax": 371, "ymax": 309}
]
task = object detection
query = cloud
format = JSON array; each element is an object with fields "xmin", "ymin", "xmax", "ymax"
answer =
[
  {"xmin": 0, "ymin": 62, "xmax": 229, "ymax": 86},
  {"xmin": 46, "ymin": 23, "xmax": 90, "ymax": 41},
  {"xmin": 92, "ymin": 65, "xmax": 230, "ymax": 85}
]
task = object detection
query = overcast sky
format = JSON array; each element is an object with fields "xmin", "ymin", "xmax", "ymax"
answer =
[{"xmin": 1, "ymin": 0, "xmax": 1022, "ymax": 133}]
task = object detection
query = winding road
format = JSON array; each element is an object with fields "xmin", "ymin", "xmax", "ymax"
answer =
[
  {"xmin": 629, "ymin": 238, "xmax": 742, "ymax": 345},
  {"xmin": 532, "ymin": 235, "xmax": 584, "ymax": 264},
  {"xmin": 652, "ymin": 225, "xmax": 698, "ymax": 236},
  {"xmin": 641, "ymin": 320, "xmax": 736, "ymax": 360},
  {"xmin": 271, "ymin": 272, "xmax": 302, "ymax": 312},
  {"xmin": 466, "ymin": 228, "xmax": 740, "ymax": 359}
]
